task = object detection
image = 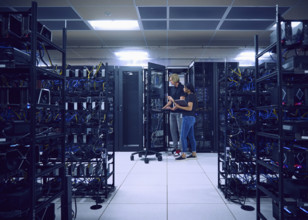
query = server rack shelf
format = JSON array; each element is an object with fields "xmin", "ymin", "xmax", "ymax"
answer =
[
  {"xmin": 0, "ymin": 2, "xmax": 70, "ymax": 219},
  {"xmin": 255, "ymin": 8, "xmax": 308, "ymax": 220},
  {"xmin": 216, "ymin": 62, "xmax": 258, "ymax": 209},
  {"xmin": 64, "ymin": 64, "xmax": 115, "ymax": 205}
]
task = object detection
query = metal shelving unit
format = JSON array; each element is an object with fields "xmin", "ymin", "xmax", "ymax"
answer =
[
  {"xmin": 216, "ymin": 62, "xmax": 258, "ymax": 201},
  {"xmin": 255, "ymin": 7, "xmax": 308, "ymax": 220},
  {"xmin": 0, "ymin": 2, "xmax": 70, "ymax": 219},
  {"xmin": 64, "ymin": 64, "xmax": 115, "ymax": 205}
]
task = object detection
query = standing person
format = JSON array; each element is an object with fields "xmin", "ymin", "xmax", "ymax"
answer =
[
  {"xmin": 162, "ymin": 74, "xmax": 185, "ymax": 156},
  {"xmin": 169, "ymin": 83, "xmax": 197, "ymax": 160}
]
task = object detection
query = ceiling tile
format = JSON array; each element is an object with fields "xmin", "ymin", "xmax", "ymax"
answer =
[
  {"xmin": 67, "ymin": 21, "xmax": 91, "ymax": 30},
  {"xmin": 40, "ymin": 21, "xmax": 65, "ymax": 30},
  {"xmin": 142, "ymin": 21, "xmax": 167, "ymax": 30},
  {"xmin": 220, "ymin": 21, "xmax": 274, "ymax": 30},
  {"xmin": 96, "ymin": 31, "xmax": 146, "ymax": 46},
  {"xmin": 138, "ymin": 7, "xmax": 167, "ymax": 19},
  {"xmin": 170, "ymin": 21, "xmax": 219, "ymax": 30},
  {"xmin": 1, "ymin": 0, "xmax": 70, "ymax": 7},
  {"xmin": 233, "ymin": 0, "xmax": 294, "ymax": 7},
  {"xmin": 226, "ymin": 7, "xmax": 289, "ymax": 19},
  {"xmin": 283, "ymin": 1, "xmax": 308, "ymax": 20},
  {"xmin": 64, "ymin": 31, "xmax": 103, "ymax": 46},
  {"xmin": 15, "ymin": 7, "xmax": 81, "ymax": 19},
  {"xmin": 168, "ymin": 0, "xmax": 232, "ymax": 6},
  {"xmin": 212, "ymin": 30, "xmax": 271, "ymax": 46},
  {"xmin": 168, "ymin": 31, "xmax": 214, "ymax": 46},
  {"xmin": 70, "ymin": 0, "xmax": 134, "ymax": 7},
  {"xmin": 38, "ymin": 21, "xmax": 90, "ymax": 31},
  {"xmin": 170, "ymin": 7, "xmax": 227, "ymax": 19},
  {"xmin": 144, "ymin": 30, "xmax": 168, "ymax": 46},
  {"xmin": 75, "ymin": 6, "xmax": 138, "ymax": 20},
  {"xmin": 135, "ymin": 0, "xmax": 168, "ymax": 6}
]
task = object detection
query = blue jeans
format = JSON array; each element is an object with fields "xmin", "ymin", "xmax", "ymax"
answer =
[{"xmin": 180, "ymin": 116, "xmax": 196, "ymax": 153}]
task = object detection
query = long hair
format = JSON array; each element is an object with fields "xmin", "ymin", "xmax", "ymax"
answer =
[
  {"xmin": 185, "ymin": 82, "xmax": 195, "ymax": 93},
  {"xmin": 185, "ymin": 83, "xmax": 198, "ymax": 110}
]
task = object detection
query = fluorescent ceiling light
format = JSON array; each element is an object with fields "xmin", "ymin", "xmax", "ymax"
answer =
[
  {"xmin": 115, "ymin": 51, "xmax": 149, "ymax": 60},
  {"xmin": 235, "ymin": 51, "xmax": 255, "ymax": 61},
  {"xmin": 88, "ymin": 20, "xmax": 139, "ymax": 30},
  {"xmin": 271, "ymin": 21, "xmax": 301, "ymax": 30},
  {"xmin": 235, "ymin": 51, "xmax": 271, "ymax": 62},
  {"xmin": 291, "ymin": 21, "xmax": 301, "ymax": 28}
]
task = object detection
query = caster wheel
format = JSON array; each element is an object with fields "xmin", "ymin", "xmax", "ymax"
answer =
[
  {"xmin": 158, "ymin": 156, "xmax": 162, "ymax": 161},
  {"xmin": 145, "ymin": 158, "xmax": 149, "ymax": 164},
  {"xmin": 138, "ymin": 153, "xmax": 142, "ymax": 157},
  {"xmin": 130, "ymin": 155, "xmax": 134, "ymax": 161}
]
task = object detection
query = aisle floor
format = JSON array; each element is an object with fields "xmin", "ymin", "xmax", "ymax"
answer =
[{"xmin": 56, "ymin": 152, "xmax": 274, "ymax": 220}]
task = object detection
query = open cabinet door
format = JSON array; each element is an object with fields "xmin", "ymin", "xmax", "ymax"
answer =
[{"xmin": 144, "ymin": 62, "xmax": 168, "ymax": 153}]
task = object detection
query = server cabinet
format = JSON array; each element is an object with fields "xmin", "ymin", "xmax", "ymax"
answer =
[
  {"xmin": 188, "ymin": 62, "xmax": 214, "ymax": 152},
  {"xmin": 115, "ymin": 66, "xmax": 143, "ymax": 151}
]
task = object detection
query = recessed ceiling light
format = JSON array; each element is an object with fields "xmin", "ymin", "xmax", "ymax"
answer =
[
  {"xmin": 115, "ymin": 51, "xmax": 149, "ymax": 60},
  {"xmin": 88, "ymin": 20, "xmax": 139, "ymax": 30}
]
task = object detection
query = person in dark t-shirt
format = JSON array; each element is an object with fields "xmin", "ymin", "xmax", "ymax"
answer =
[
  {"xmin": 168, "ymin": 83, "xmax": 197, "ymax": 160},
  {"xmin": 162, "ymin": 74, "xmax": 185, "ymax": 155}
]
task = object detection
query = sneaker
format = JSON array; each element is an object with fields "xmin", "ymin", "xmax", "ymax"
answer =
[
  {"xmin": 175, "ymin": 155, "xmax": 186, "ymax": 160},
  {"xmin": 187, "ymin": 154, "xmax": 197, "ymax": 159},
  {"xmin": 173, "ymin": 149, "xmax": 181, "ymax": 156}
]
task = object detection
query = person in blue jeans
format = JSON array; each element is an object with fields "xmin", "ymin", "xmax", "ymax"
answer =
[{"xmin": 168, "ymin": 83, "xmax": 197, "ymax": 160}]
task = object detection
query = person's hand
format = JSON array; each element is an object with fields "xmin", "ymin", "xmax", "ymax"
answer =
[{"xmin": 171, "ymin": 106, "xmax": 177, "ymax": 111}]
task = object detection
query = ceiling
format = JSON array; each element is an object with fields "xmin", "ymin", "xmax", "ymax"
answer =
[{"xmin": 1, "ymin": 0, "xmax": 308, "ymax": 67}]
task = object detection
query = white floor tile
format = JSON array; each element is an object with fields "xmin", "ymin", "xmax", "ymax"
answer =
[
  {"xmin": 168, "ymin": 184, "xmax": 225, "ymax": 204},
  {"xmin": 168, "ymin": 204, "xmax": 235, "ymax": 220},
  {"xmin": 123, "ymin": 172, "xmax": 167, "ymax": 186},
  {"xmin": 168, "ymin": 172, "xmax": 212, "ymax": 186},
  {"xmin": 100, "ymin": 204, "xmax": 167, "ymax": 220},
  {"xmin": 110, "ymin": 185, "xmax": 167, "ymax": 204},
  {"xmin": 167, "ymin": 160, "xmax": 204, "ymax": 173},
  {"xmin": 54, "ymin": 152, "xmax": 276, "ymax": 220}
]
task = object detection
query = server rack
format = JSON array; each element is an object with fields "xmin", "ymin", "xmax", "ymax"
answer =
[
  {"xmin": 64, "ymin": 64, "xmax": 115, "ymax": 206},
  {"xmin": 115, "ymin": 66, "xmax": 143, "ymax": 152},
  {"xmin": 255, "ymin": 8, "xmax": 308, "ymax": 220},
  {"xmin": 216, "ymin": 62, "xmax": 257, "ymax": 210},
  {"xmin": 0, "ymin": 2, "xmax": 70, "ymax": 219},
  {"xmin": 188, "ymin": 62, "xmax": 215, "ymax": 152}
]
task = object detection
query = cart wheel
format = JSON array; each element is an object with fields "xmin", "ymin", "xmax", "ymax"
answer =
[
  {"xmin": 145, "ymin": 158, "xmax": 149, "ymax": 164},
  {"xmin": 158, "ymin": 156, "xmax": 162, "ymax": 161},
  {"xmin": 130, "ymin": 155, "xmax": 134, "ymax": 161}
]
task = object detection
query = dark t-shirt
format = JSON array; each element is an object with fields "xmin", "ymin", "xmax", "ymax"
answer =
[
  {"xmin": 182, "ymin": 93, "xmax": 197, "ymax": 117},
  {"xmin": 169, "ymin": 83, "xmax": 185, "ymax": 113}
]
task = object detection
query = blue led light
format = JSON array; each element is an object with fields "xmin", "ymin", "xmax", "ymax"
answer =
[
  {"xmin": 300, "ymin": 207, "xmax": 308, "ymax": 214},
  {"xmin": 284, "ymin": 207, "xmax": 292, "ymax": 214}
]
